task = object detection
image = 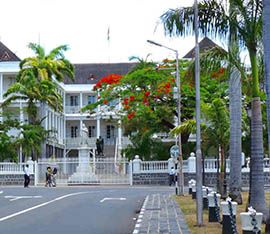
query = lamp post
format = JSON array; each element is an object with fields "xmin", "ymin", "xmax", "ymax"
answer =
[
  {"xmin": 194, "ymin": 0, "xmax": 203, "ymax": 226},
  {"xmin": 147, "ymin": 40, "xmax": 184, "ymax": 195}
]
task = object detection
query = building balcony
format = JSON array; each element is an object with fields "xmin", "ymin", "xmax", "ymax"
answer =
[{"xmin": 65, "ymin": 105, "xmax": 81, "ymax": 114}]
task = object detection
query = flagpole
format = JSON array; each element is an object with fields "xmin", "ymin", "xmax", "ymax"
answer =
[{"xmin": 107, "ymin": 26, "xmax": 110, "ymax": 63}]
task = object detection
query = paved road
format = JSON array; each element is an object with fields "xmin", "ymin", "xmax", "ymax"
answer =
[{"xmin": 0, "ymin": 186, "xmax": 174, "ymax": 234}]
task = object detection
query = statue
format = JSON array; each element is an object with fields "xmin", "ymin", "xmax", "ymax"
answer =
[{"xmin": 81, "ymin": 123, "xmax": 89, "ymax": 145}]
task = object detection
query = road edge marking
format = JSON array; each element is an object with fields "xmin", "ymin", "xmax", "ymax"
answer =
[{"xmin": 132, "ymin": 195, "xmax": 149, "ymax": 234}]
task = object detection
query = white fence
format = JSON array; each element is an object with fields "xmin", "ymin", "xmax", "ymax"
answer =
[{"xmin": 1, "ymin": 154, "xmax": 270, "ymax": 185}]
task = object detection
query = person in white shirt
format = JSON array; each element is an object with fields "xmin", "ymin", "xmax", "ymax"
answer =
[
  {"xmin": 169, "ymin": 167, "xmax": 175, "ymax": 186},
  {"xmin": 23, "ymin": 164, "xmax": 30, "ymax": 188}
]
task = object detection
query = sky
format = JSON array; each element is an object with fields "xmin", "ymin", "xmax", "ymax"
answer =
[{"xmin": 0, "ymin": 0, "xmax": 201, "ymax": 64}]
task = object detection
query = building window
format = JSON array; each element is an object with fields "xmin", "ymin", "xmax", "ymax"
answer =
[
  {"xmin": 106, "ymin": 125, "xmax": 115, "ymax": 139},
  {"xmin": 88, "ymin": 126, "xmax": 95, "ymax": 137},
  {"xmin": 70, "ymin": 96, "xmax": 78, "ymax": 106},
  {"xmin": 71, "ymin": 126, "xmax": 78, "ymax": 138},
  {"xmin": 88, "ymin": 95, "xmax": 96, "ymax": 104}
]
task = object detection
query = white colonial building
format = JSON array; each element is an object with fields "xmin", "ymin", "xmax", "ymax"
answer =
[{"xmin": 0, "ymin": 41, "xmax": 135, "ymax": 161}]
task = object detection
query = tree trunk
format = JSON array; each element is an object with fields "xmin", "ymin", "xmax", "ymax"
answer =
[
  {"xmin": 263, "ymin": 0, "xmax": 270, "ymax": 230},
  {"xmin": 228, "ymin": 0, "xmax": 243, "ymax": 204},
  {"xmin": 249, "ymin": 97, "xmax": 267, "ymax": 218},
  {"xmin": 228, "ymin": 67, "xmax": 242, "ymax": 204},
  {"xmin": 219, "ymin": 145, "xmax": 226, "ymax": 198}
]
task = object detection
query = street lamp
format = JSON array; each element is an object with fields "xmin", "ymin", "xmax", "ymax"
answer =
[{"xmin": 147, "ymin": 39, "xmax": 184, "ymax": 195}]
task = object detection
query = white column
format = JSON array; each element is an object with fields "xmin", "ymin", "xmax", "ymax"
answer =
[
  {"xmin": 118, "ymin": 119, "xmax": 122, "ymax": 148},
  {"xmin": 97, "ymin": 100, "xmax": 101, "ymax": 137},
  {"xmin": 63, "ymin": 91, "xmax": 66, "ymax": 114},
  {"xmin": 80, "ymin": 119, "xmax": 83, "ymax": 136},
  {"xmin": 80, "ymin": 92, "xmax": 83, "ymax": 109}
]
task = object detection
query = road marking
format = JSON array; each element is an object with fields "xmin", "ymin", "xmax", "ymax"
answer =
[
  {"xmin": 0, "ymin": 192, "xmax": 89, "ymax": 222},
  {"xmin": 100, "ymin": 197, "xmax": 126, "ymax": 203},
  {"xmin": 4, "ymin": 196, "xmax": 42, "ymax": 201}
]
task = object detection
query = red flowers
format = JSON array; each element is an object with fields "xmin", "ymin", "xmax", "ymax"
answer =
[
  {"xmin": 144, "ymin": 91, "xmax": 150, "ymax": 97},
  {"xmin": 94, "ymin": 74, "xmax": 122, "ymax": 90},
  {"xmin": 127, "ymin": 111, "xmax": 136, "ymax": 119}
]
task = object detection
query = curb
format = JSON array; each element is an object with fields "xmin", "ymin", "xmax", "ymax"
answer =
[{"xmin": 132, "ymin": 195, "xmax": 149, "ymax": 234}]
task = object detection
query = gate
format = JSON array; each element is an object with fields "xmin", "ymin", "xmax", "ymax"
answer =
[{"xmin": 36, "ymin": 158, "xmax": 131, "ymax": 186}]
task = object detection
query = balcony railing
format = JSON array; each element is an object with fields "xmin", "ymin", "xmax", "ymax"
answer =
[{"xmin": 65, "ymin": 105, "xmax": 80, "ymax": 114}]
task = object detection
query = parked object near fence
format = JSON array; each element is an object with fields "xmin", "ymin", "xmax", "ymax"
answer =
[
  {"xmin": 188, "ymin": 179, "xmax": 195, "ymax": 195},
  {"xmin": 192, "ymin": 183, "xmax": 196, "ymax": 199},
  {"xmin": 221, "ymin": 198, "xmax": 238, "ymax": 234},
  {"xmin": 208, "ymin": 192, "xmax": 221, "ymax": 222},
  {"xmin": 240, "ymin": 207, "xmax": 263, "ymax": 234},
  {"xmin": 202, "ymin": 187, "xmax": 209, "ymax": 210}
]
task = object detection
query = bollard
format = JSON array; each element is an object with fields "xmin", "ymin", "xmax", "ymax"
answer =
[
  {"xmin": 207, "ymin": 191, "xmax": 221, "ymax": 222},
  {"xmin": 202, "ymin": 187, "xmax": 208, "ymax": 210},
  {"xmin": 221, "ymin": 198, "xmax": 238, "ymax": 234},
  {"xmin": 191, "ymin": 183, "xmax": 196, "ymax": 199},
  {"xmin": 188, "ymin": 179, "xmax": 195, "ymax": 195},
  {"xmin": 240, "ymin": 207, "xmax": 263, "ymax": 234}
]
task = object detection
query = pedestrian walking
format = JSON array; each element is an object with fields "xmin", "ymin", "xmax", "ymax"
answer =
[
  {"xmin": 45, "ymin": 166, "xmax": 53, "ymax": 187},
  {"xmin": 52, "ymin": 167, "xmax": 57, "ymax": 187},
  {"xmin": 23, "ymin": 164, "xmax": 30, "ymax": 188},
  {"xmin": 169, "ymin": 167, "xmax": 175, "ymax": 186}
]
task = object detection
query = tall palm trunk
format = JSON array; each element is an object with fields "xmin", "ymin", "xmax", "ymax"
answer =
[
  {"xmin": 229, "ymin": 67, "xmax": 242, "ymax": 204},
  {"xmin": 263, "ymin": 0, "xmax": 270, "ymax": 230},
  {"xmin": 248, "ymin": 46, "xmax": 267, "ymax": 217},
  {"xmin": 250, "ymin": 97, "xmax": 267, "ymax": 217},
  {"xmin": 228, "ymin": 0, "xmax": 242, "ymax": 204},
  {"xmin": 219, "ymin": 144, "xmax": 226, "ymax": 198}
]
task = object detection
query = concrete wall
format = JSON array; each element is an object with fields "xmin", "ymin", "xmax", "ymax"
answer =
[
  {"xmin": 132, "ymin": 172, "xmax": 270, "ymax": 187},
  {"xmin": 0, "ymin": 174, "xmax": 34, "ymax": 186}
]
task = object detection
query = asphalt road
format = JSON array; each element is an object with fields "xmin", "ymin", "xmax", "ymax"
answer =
[{"xmin": 0, "ymin": 186, "xmax": 173, "ymax": 234}]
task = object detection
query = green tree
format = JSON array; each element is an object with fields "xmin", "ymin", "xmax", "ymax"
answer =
[
  {"xmin": 0, "ymin": 118, "xmax": 20, "ymax": 161},
  {"xmin": 1, "ymin": 43, "xmax": 74, "ymax": 160},
  {"xmin": 161, "ymin": 0, "xmax": 265, "ymax": 215}
]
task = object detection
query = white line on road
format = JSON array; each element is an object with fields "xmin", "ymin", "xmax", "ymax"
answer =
[
  {"xmin": 100, "ymin": 197, "xmax": 126, "ymax": 203},
  {"xmin": 0, "ymin": 192, "xmax": 90, "ymax": 222},
  {"xmin": 4, "ymin": 196, "xmax": 42, "ymax": 201}
]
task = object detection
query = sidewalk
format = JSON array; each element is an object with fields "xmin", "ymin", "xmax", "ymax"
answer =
[{"xmin": 133, "ymin": 193, "xmax": 191, "ymax": 234}]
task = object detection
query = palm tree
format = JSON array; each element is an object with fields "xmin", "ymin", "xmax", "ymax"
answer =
[
  {"xmin": 2, "ymin": 76, "xmax": 62, "ymax": 124},
  {"xmin": 263, "ymin": 0, "xmax": 270, "ymax": 230},
  {"xmin": 19, "ymin": 43, "xmax": 74, "ymax": 82},
  {"xmin": 18, "ymin": 123, "xmax": 48, "ymax": 161},
  {"xmin": 2, "ymin": 43, "xmax": 74, "ymax": 160},
  {"xmin": 161, "ymin": 0, "xmax": 266, "ymax": 215}
]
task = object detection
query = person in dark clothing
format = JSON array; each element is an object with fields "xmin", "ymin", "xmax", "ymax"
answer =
[
  {"xmin": 23, "ymin": 164, "xmax": 30, "ymax": 188},
  {"xmin": 96, "ymin": 138, "xmax": 102, "ymax": 155},
  {"xmin": 99, "ymin": 136, "xmax": 104, "ymax": 155},
  {"xmin": 45, "ymin": 166, "xmax": 52, "ymax": 187},
  {"xmin": 52, "ymin": 167, "xmax": 57, "ymax": 187}
]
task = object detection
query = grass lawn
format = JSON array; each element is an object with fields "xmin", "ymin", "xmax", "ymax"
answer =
[{"xmin": 175, "ymin": 191, "xmax": 270, "ymax": 234}]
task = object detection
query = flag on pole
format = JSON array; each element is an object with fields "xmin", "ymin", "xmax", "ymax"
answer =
[{"xmin": 107, "ymin": 27, "xmax": 110, "ymax": 42}]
